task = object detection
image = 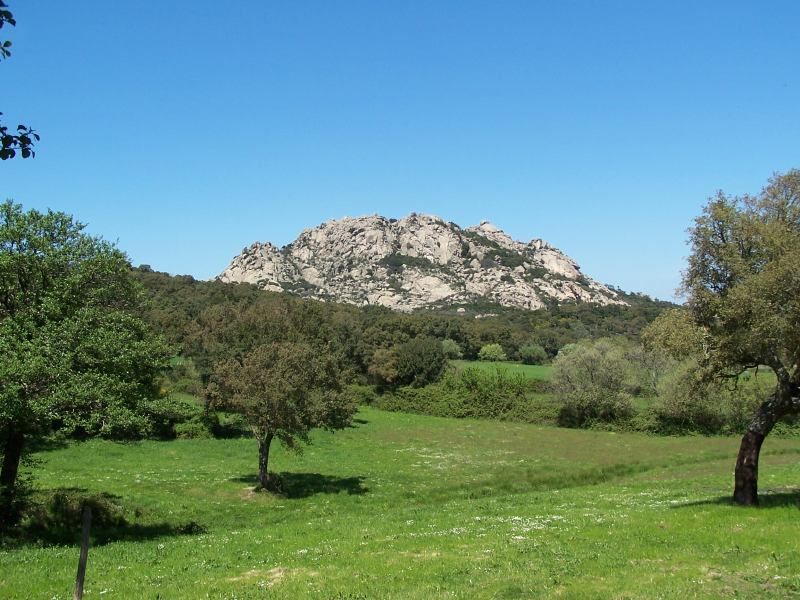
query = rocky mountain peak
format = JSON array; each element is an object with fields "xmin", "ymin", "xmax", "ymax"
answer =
[{"xmin": 218, "ymin": 214, "xmax": 626, "ymax": 312}]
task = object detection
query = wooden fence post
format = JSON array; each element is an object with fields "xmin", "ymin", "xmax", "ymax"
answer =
[{"xmin": 73, "ymin": 503, "xmax": 92, "ymax": 600}]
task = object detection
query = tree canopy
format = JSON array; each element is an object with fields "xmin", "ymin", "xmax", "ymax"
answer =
[
  {"xmin": 0, "ymin": 202, "xmax": 169, "ymax": 521},
  {"xmin": 209, "ymin": 340, "xmax": 355, "ymax": 491},
  {"xmin": 683, "ymin": 170, "xmax": 800, "ymax": 505}
]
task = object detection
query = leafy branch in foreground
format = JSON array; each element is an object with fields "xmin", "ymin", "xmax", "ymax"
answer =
[{"xmin": 1, "ymin": 1, "xmax": 38, "ymax": 160}]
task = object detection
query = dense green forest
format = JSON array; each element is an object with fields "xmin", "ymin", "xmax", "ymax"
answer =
[{"xmin": 132, "ymin": 266, "xmax": 672, "ymax": 379}]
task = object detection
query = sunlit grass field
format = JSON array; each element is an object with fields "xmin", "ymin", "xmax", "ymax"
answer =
[
  {"xmin": 2, "ymin": 407, "xmax": 800, "ymax": 598},
  {"xmin": 450, "ymin": 360, "xmax": 552, "ymax": 380}
]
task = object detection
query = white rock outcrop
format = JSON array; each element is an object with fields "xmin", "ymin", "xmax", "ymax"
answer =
[{"xmin": 218, "ymin": 213, "xmax": 626, "ymax": 312}]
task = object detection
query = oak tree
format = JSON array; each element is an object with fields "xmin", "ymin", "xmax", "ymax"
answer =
[
  {"xmin": 683, "ymin": 170, "xmax": 800, "ymax": 505},
  {"xmin": 208, "ymin": 342, "xmax": 355, "ymax": 491},
  {"xmin": 0, "ymin": 202, "xmax": 169, "ymax": 521}
]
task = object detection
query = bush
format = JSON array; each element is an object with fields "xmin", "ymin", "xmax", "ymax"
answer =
[
  {"xmin": 452, "ymin": 367, "xmax": 527, "ymax": 418},
  {"xmin": 175, "ymin": 420, "xmax": 213, "ymax": 439},
  {"xmin": 211, "ymin": 412, "xmax": 250, "ymax": 438},
  {"xmin": 142, "ymin": 395, "xmax": 202, "ymax": 439},
  {"xmin": 551, "ymin": 338, "xmax": 635, "ymax": 427},
  {"xmin": 367, "ymin": 348, "xmax": 399, "ymax": 388},
  {"xmin": 478, "ymin": 343, "xmax": 507, "ymax": 361},
  {"xmin": 394, "ymin": 337, "xmax": 447, "ymax": 387},
  {"xmin": 373, "ymin": 366, "xmax": 552, "ymax": 423},
  {"xmin": 347, "ymin": 383, "xmax": 377, "ymax": 405},
  {"xmin": 557, "ymin": 389, "xmax": 634, "ymax": 428},
  {"xmin": 518, "ymin": 343, "xmax": 547, "ymax": 365},
  {"xmin": 162, "ymin": 358, "xmax": 204, "ymax": 396},
  {"xmin": 650, "ymin": 362, "xmax": 771, "ymax": 434},
  {"xmin": 441, "ymin": 338, "xmax": 463, "ymax": 360}
]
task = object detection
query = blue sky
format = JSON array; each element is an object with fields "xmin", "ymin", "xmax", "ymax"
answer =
[{"xmin": 2, "ymin": 1, "xmax": 798, "ymax": 301}]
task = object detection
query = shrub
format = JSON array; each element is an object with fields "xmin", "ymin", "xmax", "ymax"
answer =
[
  {"xmin": 373, "ymin": 366, "xmax": 549, "ymax": 423},
  {"xmin": 518, "ymin": 343, "xmax": 547, "ymax": 365},
  {"xmin": 395, "ymin": 337, "xmax": 447, "ymax": 387},
  {"xmin": 441, "ymin": 338, "xmax": 463, "ymax": 359},
  {"xmin": 142, "ymin": 396, "xmax": 202, "ymax": 439},
  {"xmin": 478, "ymin": 343, "xmax": 507, "ymax": 361},
  {"xmin": 551, "ymin": 338, "xmax": 634, "ymax": 427},
  {"xmin": 650, "ymin": 361, "xmax": 771, "ymax": 434},
  {"xmin": 367, "ymin": 348, "xmax": 399, "ymax": 387},
  {"xmin": 175, "ymin": 420, "xmax": 213, "ymax": 439},
  {"xmin": 347, "ymin": 383, "xmax": 377, "ymax": 405}
]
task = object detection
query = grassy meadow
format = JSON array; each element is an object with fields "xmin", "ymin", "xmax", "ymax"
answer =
[
  {"xmin": 450, "ymin": 360, "xmax": 552, "ymax": 381},
  {"xmin": 2, "ymin": 407, "xmax": 800, "ymax": 598}
]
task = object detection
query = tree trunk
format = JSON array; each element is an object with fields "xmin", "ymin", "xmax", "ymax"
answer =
[
  {"xmin": 0, "ymin": 429, "xmax": 25, "ymax": 524},
  {"xmin": 733, "ymin": 430, "xmax": 765, "ymax": 506},
  {"xmin": 733, "ymin": 389, "xmax": 792, "ymax": 506},
  {"xmin": 258, "ymin": 433, "xmax": 274, "ymax": 490}
]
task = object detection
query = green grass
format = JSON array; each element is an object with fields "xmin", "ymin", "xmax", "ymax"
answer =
[
  {"xmin": 451, "ymin": 359, "xmax": 552, "ymax": 380},
  {"xmin": 3, "ymin": 408, "xmax": 800, "ymax": 598}
]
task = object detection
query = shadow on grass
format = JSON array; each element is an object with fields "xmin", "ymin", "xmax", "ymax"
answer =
[
  {"xmin": 25, "ymin": 436, "xmax": 70, "ymax": 453},
  {"xmin": 231, "ymin": 472, "xmax": 368, "ymax": 498},
  {"xmin": 1, "ymin": 488, "xmax": 207, "ymax": 549},
  {"xmin": 672, "ymin": 489, "xmax": 800, "ymax": 509}
]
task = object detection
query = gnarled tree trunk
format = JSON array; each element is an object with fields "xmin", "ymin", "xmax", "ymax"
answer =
[
  {"xmin": 733, "ymin": 386, "xmax": 797, "ymax": 506},
  {"xmin": 733, "ymin": 430, "xmax": 766, "ymax": 506}
]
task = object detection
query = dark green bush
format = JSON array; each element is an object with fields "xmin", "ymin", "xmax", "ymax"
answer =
[
  {"xmin": 395, "ymin": 337, "xmax": 447, "ymax": 387},
  {"xmin": 143, "ymin": 396, "xmax": 202, "ymax": 439},
  {"xmin": 518, "ymin": 343, "xmax": 547, "ymax": 365},
  {"xmin": 347, "ymin": 383, "xmax": 378, "ymax": 405}
]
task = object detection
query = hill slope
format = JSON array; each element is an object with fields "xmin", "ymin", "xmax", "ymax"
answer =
[{"xmin": 219, "ymin": 213, "xmax": 626, "ymax": 311}]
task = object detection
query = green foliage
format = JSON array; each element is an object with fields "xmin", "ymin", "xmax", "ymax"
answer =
[
  {"xmin": 478, "ymin": 343, "xmax": 507, "ymax": 362},
  {"xmin": 441, "ymin": 338, "xmax": 463, "ymax": 359},
  {"xmin": 16, "ymin": 490, "xmax": 129, "ymax": 545},
  {"xmin": 447, "ymin": 366, "xmax": 530, "ymax": 418},
  {"xmin": 641, "ymin": 308, "xmax": 705, "ymax": 360},
  {"xmin": 375, "ymin": 366, "xmax": 555, "ymax": 423},
  {"xmin": 1, "ymin": 2, "xmax": 39, "ymax": 160},
  {"xmin": 651, "ymin": 362, "xmax": 772, "ymax": 435},
  {"xmin": 210, "ymin": 342, "xmax": 356, "ymax": 452},
  {"xmin": 551, "ymin": 338, "xmax": 635, "ymax": 427},
  {"xmin": 346, "ymin": 383, "xmax": 378, "ymax": 406},
  {"xmin": 207, "ymin": 327, "xmax": 357, "ymax": 489},
  {"xmin": 518, "ymin": 343, "xmax": 548, "ymax": 365},
  {"xmin": 451, "ymin": 359, "xmax": 552, "ymax": 382},
  {"xmin": 174, "ymin": 420, "xmax": 214, "ymax": 440},
  {"xmin": 133, "ymin": 268, "xmax": 671, "ymax": 373},
  {"xmin": 0, "ymin": 202, "xmax": 169, "ymax": 516},
  {"xmin": 379, "ymin": 253, "xmax": 435, "ymax": 273},
  {"xmin": 684, "ymin": 170, "xmax": 800, "ymax": 389},
  {"xmin": 394, "ymin": 337, "xmax": 447, "ymax": 387},
  {"xmin": 141, "ymin": 395, "xmax": 202, "ymax": 440},
  {"xmin": 375, "ymin": 359, "xmax": 555, "ymax": 423},
  {"xmin": 367, "ymin": 347, "xmax": 399, "ymax": 388}
]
